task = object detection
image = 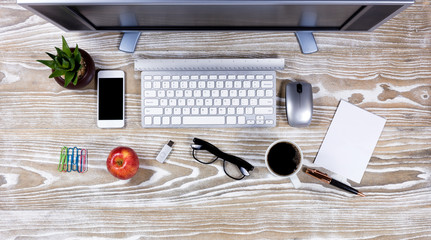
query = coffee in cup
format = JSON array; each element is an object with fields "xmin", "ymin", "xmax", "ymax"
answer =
[{"xmin": 265, "ymin": 140, "xmax": 303, "ymax": 188}]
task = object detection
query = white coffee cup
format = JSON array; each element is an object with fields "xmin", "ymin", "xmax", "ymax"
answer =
[{"xmin": 265, "ymin": 140, "xmax": 303, "ymax": 188}]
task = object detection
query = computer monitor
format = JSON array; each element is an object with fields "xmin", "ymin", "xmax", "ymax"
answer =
[{"xmin": 18, "ymin": 0, "xmax": 413, "ymax": 53}]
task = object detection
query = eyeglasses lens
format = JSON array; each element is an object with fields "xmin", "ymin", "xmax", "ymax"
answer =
[
  {"xmin": 223, "ymin": 160, "xmax": 245, "ymax": 180},
  {"xmin": 193, "ymin": 149, "xmax": 218, "ymax": 164}
]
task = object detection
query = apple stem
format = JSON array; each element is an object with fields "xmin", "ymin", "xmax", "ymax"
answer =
[{"xmin": 116, "ymin": 158, "xmax": 124, "ymax": 167}]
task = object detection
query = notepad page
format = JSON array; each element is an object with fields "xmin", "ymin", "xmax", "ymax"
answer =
[{"xmin": 314, "ymin": 100, "xmax": 386, "ymax": 183}]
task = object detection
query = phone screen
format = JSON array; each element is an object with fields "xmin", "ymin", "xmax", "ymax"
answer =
[{"xmin": 98, "ymin": 78, "xmax": 123, "ymax": 120}]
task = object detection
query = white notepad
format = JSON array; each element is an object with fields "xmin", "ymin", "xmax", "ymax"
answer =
[{"xmin": 314, "ymin": 100, "xmax": 386, "ymax": 183}]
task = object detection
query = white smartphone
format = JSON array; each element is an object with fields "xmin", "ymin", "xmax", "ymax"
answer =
[{"xmin": 97, "ymin": 70, "xmax": 125, "ymax": 128}]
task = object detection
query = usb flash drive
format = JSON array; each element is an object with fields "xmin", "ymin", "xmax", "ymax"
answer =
[{"xmin": 156, "ymin": 140, "xmax": 174, "ymax": 163}]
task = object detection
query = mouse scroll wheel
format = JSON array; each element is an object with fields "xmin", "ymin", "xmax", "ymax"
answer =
[{"xmin": 296, "ymin": 83, "xmax": 303, "ymax": 93}]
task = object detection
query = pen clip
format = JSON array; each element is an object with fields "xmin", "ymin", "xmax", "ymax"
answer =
[{"xmin": 305, "ymin": 168, "xmax": 331, "ymax": 183}]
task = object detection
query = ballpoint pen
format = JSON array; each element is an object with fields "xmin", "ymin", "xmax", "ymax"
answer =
[{"xmin": 305, "ymin": 168, "xmax": 365, "ymax": 197}]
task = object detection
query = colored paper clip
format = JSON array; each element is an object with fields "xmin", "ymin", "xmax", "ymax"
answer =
[
  {"xmin": 60, "ymin": 146, "xmax": 88, "ymax": 173},
  {"xmin": 58, "ymin": 146, "xmax": 68, "ymax": 172},
  {"xmin": 78, "ymin": 148, "xmax": 88, "ymax": 173},
  {"xmin": 71, "ymin": 147, "xmax": 79, "ymax": 172}
]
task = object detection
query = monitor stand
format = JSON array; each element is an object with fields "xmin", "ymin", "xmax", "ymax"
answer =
[
  {"xmin": 295, "ymin": 32, "xmax": 318, "ymax": 54},
  {"xmin": 119, "ymin": 32, "xmax": 141, "ymax": 53}
]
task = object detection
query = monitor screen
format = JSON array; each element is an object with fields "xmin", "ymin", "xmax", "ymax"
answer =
[{"xmin": 72, "ymin": 5, "xmax": 363, "ymax": 30}]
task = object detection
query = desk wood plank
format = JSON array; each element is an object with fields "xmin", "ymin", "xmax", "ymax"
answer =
[{"xmin": 0, "ymin": 0, "xmax": 430, "ymax": 239}]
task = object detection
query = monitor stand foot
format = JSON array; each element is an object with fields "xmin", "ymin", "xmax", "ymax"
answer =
[
  {"xmin": 119, "ymin": 32, "xmax": 141, "ymax": 53},
  {"xmin": 295, "ymin": 32, "xmax": 318, "ymax": 54}
]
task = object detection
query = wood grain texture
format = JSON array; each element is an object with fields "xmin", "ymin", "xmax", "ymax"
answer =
[{"xmin": 1, "ymin": 0, "xmax": 431, "ymax": 239}]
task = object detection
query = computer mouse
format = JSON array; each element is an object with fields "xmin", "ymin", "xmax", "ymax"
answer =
[{"xmin": 285, "ymin": 82, "xmax": 313, "ymax": 127}]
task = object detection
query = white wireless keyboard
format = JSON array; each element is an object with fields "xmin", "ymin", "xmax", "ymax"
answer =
[{"xmin": 135, "ymin": 59, "xmax": 285, "ymax": 128}]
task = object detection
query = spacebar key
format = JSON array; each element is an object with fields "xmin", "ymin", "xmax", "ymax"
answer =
[{"xmin": 183, "ymin": 116, "xmax": 225, "ymax": 125}]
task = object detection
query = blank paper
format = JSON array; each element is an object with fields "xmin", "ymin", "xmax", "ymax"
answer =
[{"xmin": 314, "ymin": 100, "xmax": 386, "ymax": 183}]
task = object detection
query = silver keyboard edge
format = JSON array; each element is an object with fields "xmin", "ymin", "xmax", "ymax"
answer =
[{"xmin": 135, "ymin": 58, "xmax": 285, "ymax": 71}]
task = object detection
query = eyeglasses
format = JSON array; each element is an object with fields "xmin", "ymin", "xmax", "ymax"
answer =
[{"xmin": 191, "ymin": 138, "xmax": 254, "ymax": 180}]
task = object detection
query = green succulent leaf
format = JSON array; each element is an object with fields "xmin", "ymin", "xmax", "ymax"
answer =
[
  {"xmin": 54, "ymin": 57, "xmax": 64, "ymax": 70},
  {"xmin": 64, "ymin": 71, "xmax": 75, "ymax": 87},
  {"xmin": 72, "ymin": 72, "xmax": 79, "ymax": 85},
  {"xmin": 62, "ymin": 36, "xmax": 72, "ymax": 57},
  {"xmin": 37, "ymin": 60, "xmax": 56, "ymax": 69},
  {"xmin": 46, "ymin": 52, "xmax": 57, "ymax": 61},
  {"xmin": 49, "ymin": 69, "xmax": 66, "ymax": 78}
]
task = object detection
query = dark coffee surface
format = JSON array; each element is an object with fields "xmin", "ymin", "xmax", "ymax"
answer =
[{"xmin": 267, "ymin": 142, "xmax": 299, "ymax": 176}]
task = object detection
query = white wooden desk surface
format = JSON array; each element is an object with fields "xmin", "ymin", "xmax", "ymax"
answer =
[{"xmin": 0, "ymin": 0, "xmax": 430, "ymax": 239}]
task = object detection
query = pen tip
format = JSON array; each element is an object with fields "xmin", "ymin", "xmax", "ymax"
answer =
[{"xmin": 358, "ymin": 192, "xmax": 366, "ymax": 197}]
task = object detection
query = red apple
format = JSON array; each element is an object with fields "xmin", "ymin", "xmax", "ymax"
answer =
[{"xmin": 106, "ymin": 146, "xmax": 139, "ymax": 180}]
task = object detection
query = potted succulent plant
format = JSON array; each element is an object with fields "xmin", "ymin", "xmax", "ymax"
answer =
[{"xmin": 37, "ymin": 36, "xmax": 95, "ymax": 89}]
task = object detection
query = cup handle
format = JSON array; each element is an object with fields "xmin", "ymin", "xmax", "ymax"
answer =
[{"xmin": 289, "ymin": 174, "xmax": 301, "ymax": 189}]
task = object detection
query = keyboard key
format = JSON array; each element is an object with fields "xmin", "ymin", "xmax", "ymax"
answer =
[
  {"xmin": 183, "ymin": 116, "xmax": 225, "ymax": 125},
  {"xmin": 178, "ymin": 99, "xmax": 186, "ymax": 106},
  {"xmin": 176, "ymin": 90, "xmax": 184, "ymax": 97},
  {"xmin": 144, "ymin": 99, "xmax": 159, "ymax": 106},
  {"xmin": 210, "ymin": 108, "xmax": 217, "ymax": 115},
  {"xmin": 145, "ymin": 108, "xmax": 163, "ymax": 115},
  {"xmin": 174, "ymin": 108, "xmax": 181, "ymax": 115},
  {"xmin": 196, "ymin": 99, "xmax": 204, "ymax": 106},
  {"xmin": 207, "ymin": 81, "xmax": 215, "ymax": 88},
  {"xmin": 183, "ymin": 108, "xmax": 190, "ymax": 115},
  {"xmin": 144, "ymin": 81, "xmax": 152, "ymax": 88},
  {"xmin": 259, "ymin": 99, "xmax": 273, "ymax": 106},
  {"xmin": 154, "ymin": 117, "xmax": 161, "ymax": 124},
  {"xmin": 225, "ymin": 81, "xmax": 233, "ymax": 88},
  {"xmin": 172, "ymin": 117, "xmax": 181, "ymax": 124},
  {"xmin": 252, "ymin": 81, "xmax": 260, "ymax": 88},
  {"xmin": 144, "ymin": 91, "xmax": 157, "ymax": 98},
  {"xmin": 167, "ymin": 90, "xmax": 175, "ymax": 97},
  {"xmin": 219, "ymin": 108, "xmax": 226, "ymax": 115},
  {"xmin": 157, "ymin": 90, "xmax": 165, "ymax": 97},
  {"xmin": 261, "ymin": 81, "xmax": 273, "ymax": 88},
  {"xmin": 265, "ymin": 89, "xmax": 273, "ymax": 97},
  {"xmin": 144, "ymin": 116, "xmax": 152, "ymax": 125},
  {"xmin": 227, "ymin": 116, "xmax": 236, "ymax": 124},
  {"xmin": 162, "ymin": 117, "xmax": 170, "ymax": 124},
  {"xmin": 255, "ymin": 107, "xmax": 273, "ymax": 115}
]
